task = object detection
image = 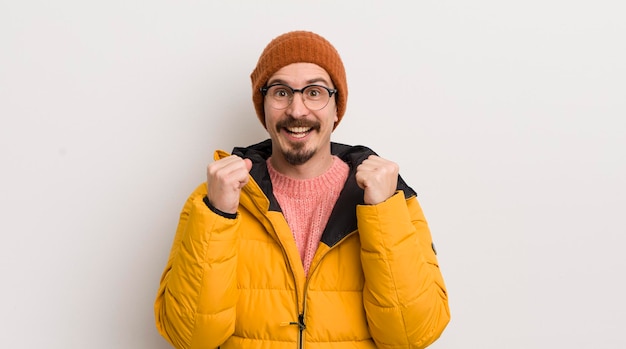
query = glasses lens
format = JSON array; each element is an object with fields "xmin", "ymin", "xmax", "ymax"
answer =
[
  {"xmin": 266, "ymin": 85, "xmax": 292, "ymax": 109},
  {"xmin": 302, "ymin": 86, "xmax": 330, "ymax": 110}
]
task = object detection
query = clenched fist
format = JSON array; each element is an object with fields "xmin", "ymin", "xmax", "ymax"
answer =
[
  {"xmin": 206, "ymin": 155, "xmax": 253, "ymax": 214},
  {"xmin": 355, "ymin": 155, "xmax": 399, "ymax": 205}
]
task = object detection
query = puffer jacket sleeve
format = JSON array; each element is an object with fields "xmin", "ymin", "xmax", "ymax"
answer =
[
  {"xmin": 357, "ymin": 191, "xmax": 450, "ymax": 349},
  {"xmin": 154, "ymin": 183, "xmax": 240, "ymax": 349}
]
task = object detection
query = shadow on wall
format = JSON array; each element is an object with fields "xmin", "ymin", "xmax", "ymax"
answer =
[{"xmin": 218, "ymin": 90, "xmax": 269, "ymax": 149}]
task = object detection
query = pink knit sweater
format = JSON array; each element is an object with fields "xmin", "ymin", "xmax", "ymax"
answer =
[{"xmin": 267, "ymin": 156, "xmax": 349, "ymax": 275}]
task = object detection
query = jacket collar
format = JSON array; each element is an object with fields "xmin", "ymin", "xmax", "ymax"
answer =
[{"xmin": 231, "ymin": 139, "xmax": 417, "ymax": 247}]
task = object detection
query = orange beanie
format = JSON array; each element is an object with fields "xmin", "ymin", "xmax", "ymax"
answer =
[{"xmin": 250, "ymin": 31, "xmax": 348, "ymax": 129}]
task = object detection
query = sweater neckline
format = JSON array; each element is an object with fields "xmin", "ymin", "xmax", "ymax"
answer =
[{"xmin": 267, "ymin": 156, "xmax": 349, "ymax": 198}]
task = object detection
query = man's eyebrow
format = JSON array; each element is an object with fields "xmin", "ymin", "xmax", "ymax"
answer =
[
  {"xmin": 266, "ymin": 77, "xmax": 332, "ymax": 87},
  {"xmin": 266, "ymin": 78, "xmax": 288, "ymax": 86},
  {"xmin": 306, "ymin": 77, "xmax": 331, "ymax": 86}
]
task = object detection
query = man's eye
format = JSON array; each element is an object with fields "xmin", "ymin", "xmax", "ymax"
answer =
[
  {"xmin": 274, "ymin": 89, "xmax": 289, "ymax": 97},
  {"xmin": 306, "ymin": 87, "xmax": 325, "ymax": 99}
]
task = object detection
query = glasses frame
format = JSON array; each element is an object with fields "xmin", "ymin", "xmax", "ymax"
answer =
[{"xmin": 260, "ymin": 83, "xmax": 338, "ymax": 111}]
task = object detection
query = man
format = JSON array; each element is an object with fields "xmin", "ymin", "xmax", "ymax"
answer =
[{"xmin": 155, "ymin": 30, "xmax": 450, "ymax": 349}]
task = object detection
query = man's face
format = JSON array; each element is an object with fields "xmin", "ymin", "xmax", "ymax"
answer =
[{"xmin": 264, "ymin": 62, "xmax": 338, "ymax": 166}]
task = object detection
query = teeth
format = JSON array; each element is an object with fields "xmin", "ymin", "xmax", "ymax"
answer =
[{"xmin": 287, "ymin": 127, "xmax": 310, "ymax": 134}]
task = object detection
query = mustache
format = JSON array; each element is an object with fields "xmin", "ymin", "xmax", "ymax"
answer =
[{"xmin": 275, "ymin": 118, "xmax": 321, "ymax": 131}]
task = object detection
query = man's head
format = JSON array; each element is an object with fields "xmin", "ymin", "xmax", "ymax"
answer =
[{"xmin": 250, "ymin": 31, "xmax": 348, "ymax": 130}]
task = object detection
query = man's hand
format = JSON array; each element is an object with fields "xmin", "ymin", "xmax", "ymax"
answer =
[
  {"xmin": 206, "ymin": 155, "xmax": 253, "ymax": 214},
  {"xmin": 356, "ymin": 155, "xmax": 399, "ymax": 205}
]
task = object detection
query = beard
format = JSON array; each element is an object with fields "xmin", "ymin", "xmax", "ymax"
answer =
[
  {"xmin": 282, "ymin": 143, "xmax": 316, "ymax": 165},
  {"xmin": 275, "ymin": 118, "xmax": 321, "ymax": 165}
]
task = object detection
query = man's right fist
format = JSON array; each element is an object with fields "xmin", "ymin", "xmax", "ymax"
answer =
[{"xmin": 206, "ymin": 155, "xmax": 253, "ymax": 214}]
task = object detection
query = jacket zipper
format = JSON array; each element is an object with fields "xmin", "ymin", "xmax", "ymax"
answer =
[
  {"xmin": 289, "ymin": 313, "xmax": 306, "ymax": 348},
  {"xmin": 290, "ymin": 231, "xmax": 356, "ymax": 348},
  {"xmin": 268, "ymin": 210, "xmax": 358, "ymax": 348},
  {"xmin": 273, "ymin": 224, "xmax": 306, "ymax": 348}
]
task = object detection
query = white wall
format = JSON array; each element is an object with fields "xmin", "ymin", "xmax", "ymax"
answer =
[{"xmin": 1, "ymin": 1, "xmax": 624, "ymax": 348}]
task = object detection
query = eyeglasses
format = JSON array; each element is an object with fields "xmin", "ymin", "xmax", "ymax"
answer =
[{"xmin": 260, "ymin": 84, "xmax": 337, "ymax": 111}]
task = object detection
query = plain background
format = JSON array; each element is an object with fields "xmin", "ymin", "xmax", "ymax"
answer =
[{"xmin": 1, "ymin": 1, "xmax": 624, "ymax": 348}]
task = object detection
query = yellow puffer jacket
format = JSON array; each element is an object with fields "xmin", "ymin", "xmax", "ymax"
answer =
[{"xmin": 155, "ymin": 140, "xmax": 450, "ymax": 349}]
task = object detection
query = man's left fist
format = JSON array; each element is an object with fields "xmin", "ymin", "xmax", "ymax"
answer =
[{"xmin": 355, "ymin": 155, "xmax": 399, "ymax": 205}]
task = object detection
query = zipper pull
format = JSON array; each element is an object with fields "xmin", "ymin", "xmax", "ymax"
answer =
[
  {"xmin": 297, "ymin": 313, "xmax": 306, "ymax": 331},
  {"xmin": 284, "ymin": 314, "xmax": 306, "ymax": 331}
]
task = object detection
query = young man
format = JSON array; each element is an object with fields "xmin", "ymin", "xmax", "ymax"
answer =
[{"xmin": 155, "ymin": 30, "xmax": 450, "ymax": 349}]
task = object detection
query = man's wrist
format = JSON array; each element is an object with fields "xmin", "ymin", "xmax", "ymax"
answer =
[{"xmin": 203, "ymin": 196, "xmax": 238, "ymax": 219}]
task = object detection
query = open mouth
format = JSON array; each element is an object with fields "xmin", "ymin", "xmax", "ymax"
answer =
[{"xmin": 285, "ymin": 126, "xmax": 313, "ymax": 139}]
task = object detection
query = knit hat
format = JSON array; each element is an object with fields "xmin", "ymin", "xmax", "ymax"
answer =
[{"xmin": 250, "ymin": 31, "xmax": 348, "ymax": 130}]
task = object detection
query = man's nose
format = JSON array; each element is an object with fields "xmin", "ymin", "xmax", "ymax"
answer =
[{"xmin": 286, "ymin": 92, "xmax": 309, "ymax": 117}]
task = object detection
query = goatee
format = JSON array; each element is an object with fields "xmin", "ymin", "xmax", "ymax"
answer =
[
  {"xmin": 276, "ymin": 117, "xmax": 320, "ymax": 165},
  {"xmin": 282, "ymin": 145, "xmax": 316, "ymax": 165}
]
